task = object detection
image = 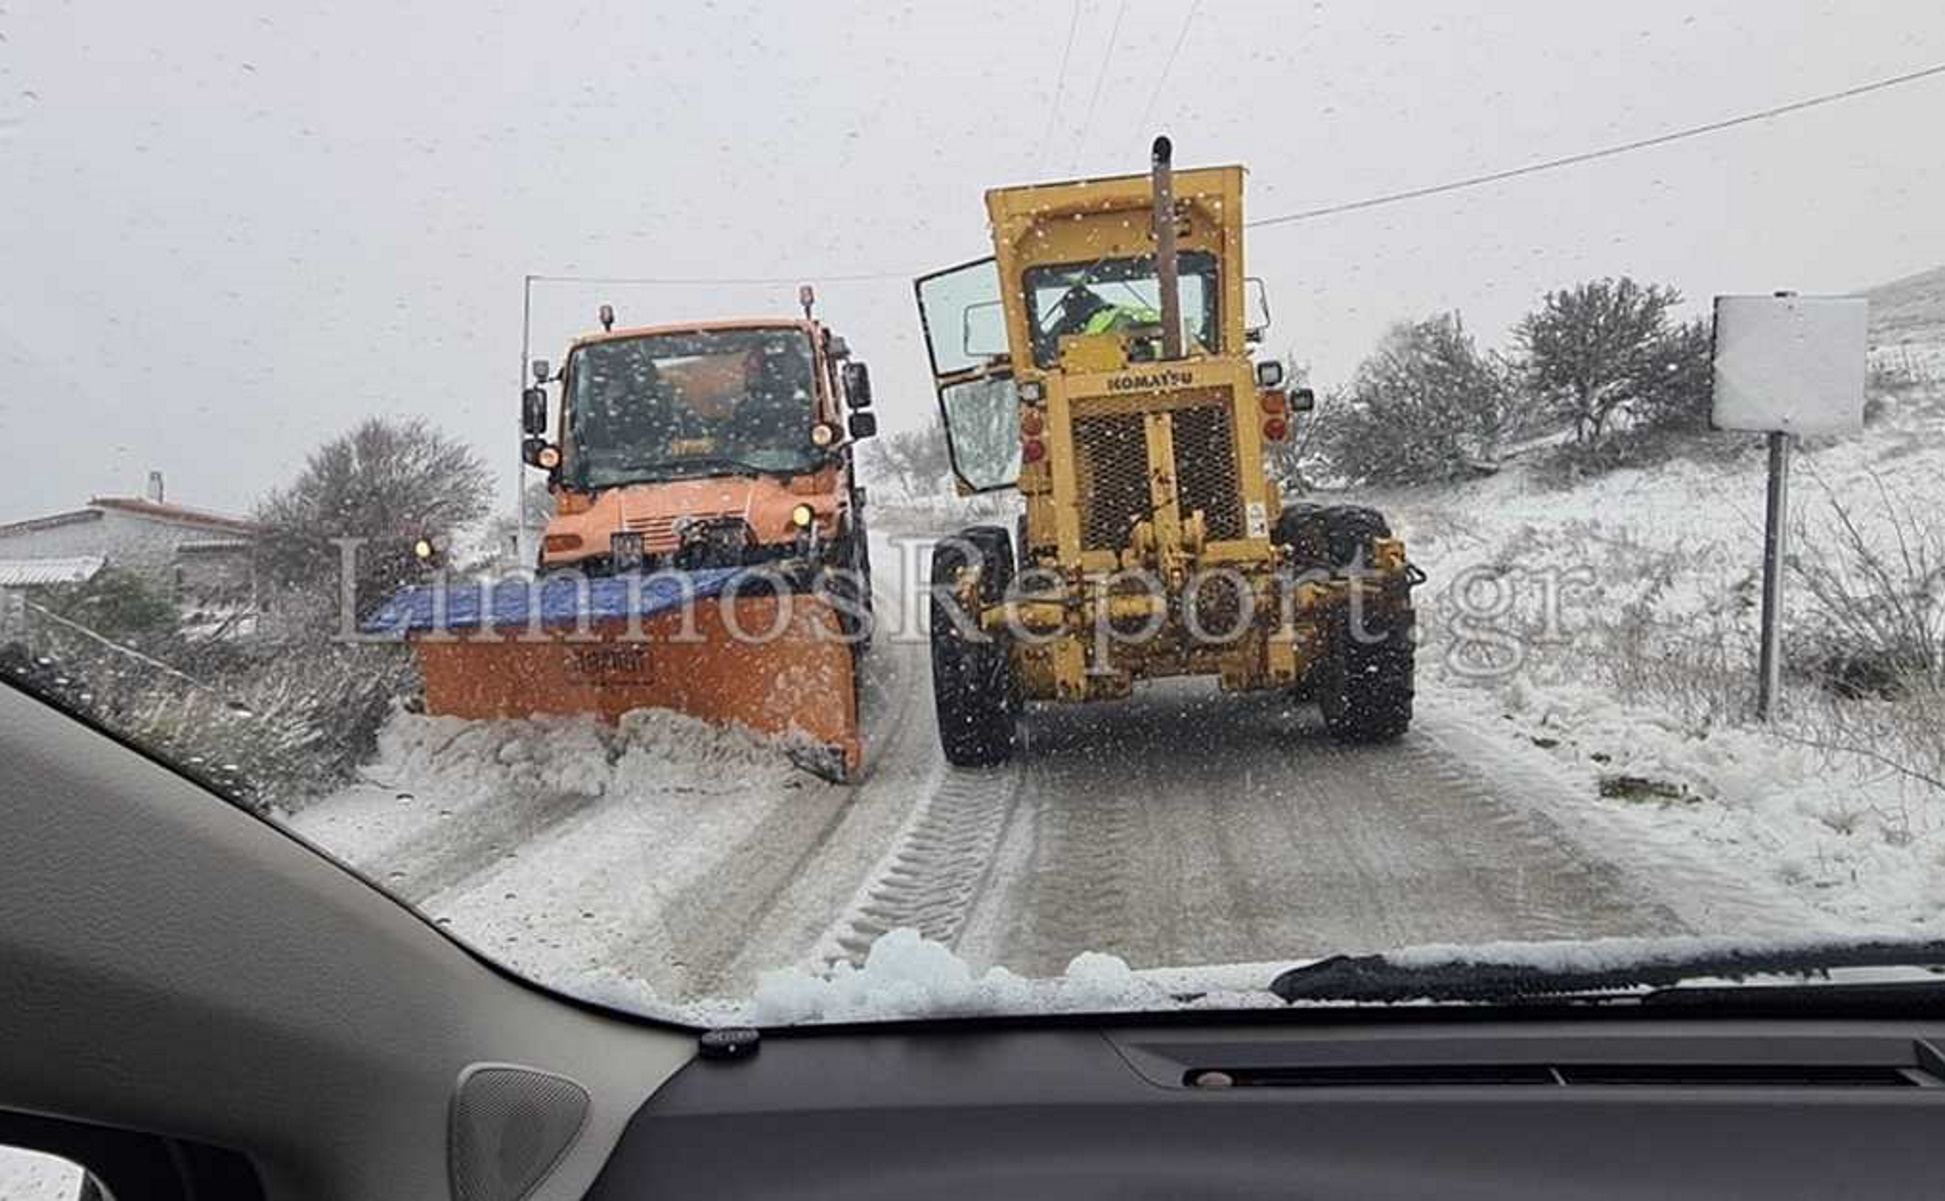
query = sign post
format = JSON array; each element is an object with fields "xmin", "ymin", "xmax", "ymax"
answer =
[
  {"xmin": 1755, "ymin": 430, "xmax": 1791, "ymax": 720},
  {"xmin": 1710, "ymin": 292, "xmax": 1868, "ymax": 722}
]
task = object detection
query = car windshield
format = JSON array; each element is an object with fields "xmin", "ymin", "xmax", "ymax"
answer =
[
  {"xmin": 565, "ymin": 328, "xmax": 820, "ymax": 487},
  {"xmin": 7, "ymin": 1, "xmax": 1945, "ymax": 1034}
]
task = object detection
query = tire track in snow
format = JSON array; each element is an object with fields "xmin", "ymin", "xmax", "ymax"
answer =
[
  {"xmin": 822, "ymin": 760, "xmax": 1024, "ymax": 962},
  {"xmin": 952, "ymin": 685, "xmax": 1733, "ymax": 978},
  {"xmin": 625, "ymin": 639, "xmax": 925, "ymax": 996},
  {"xmin": 389, "ymin": 789, "xmax": 606, "ymax": 905},
  {"xmin": 626, "ymin": 551, "xmax": 956, "ymax": 993}
]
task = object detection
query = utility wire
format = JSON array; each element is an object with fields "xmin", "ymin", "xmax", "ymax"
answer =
[
  {"xmin": 525, "ymin": 270, "xmax": 903, "ymax": 287},
  {"xmin": 1134, "ymin": 0, "xmax": 1203, "ymax": 139},
  {"xmin": 526, "ymin": 59, "xmax": 1945, "ymax": 285},
  {"xmin": 1248, "ymin": 59, "xmax": 1945, "ymax": 228},
  {"xmin": 1069, "ymin": 0, "xmax": 1128, "ymax": 172},
  {"xmin": 1034, "ymin": 0, "xmax": 1085, "ymax": 171}
]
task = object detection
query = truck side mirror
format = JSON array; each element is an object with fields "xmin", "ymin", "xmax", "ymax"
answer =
[
  {"xmin": 522, "ymin": 386, "xmax": 548, "ymax": 435},
  {"xmin": 531, "ymin": 359, "xmax": 551, "ymax": 383},
  {"xmin": 1289, "ymin": 387, "xmax": 1316, "ymax": 413},
  {"xmin": 847, "ymin": 411, "xmax": 878, "ymax": 440},
  {"xmin": 842, "ymin": 361, "xmax": 873, "ymax": 409},
  {"xmin": 1244, "ymin": 277, "xmax": 1272, "ymax": 344}
]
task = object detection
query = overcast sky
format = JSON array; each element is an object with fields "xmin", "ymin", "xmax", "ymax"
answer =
[{"xmin": 3, "ymin": 0, "xmax": 1942, "ymax": 520}]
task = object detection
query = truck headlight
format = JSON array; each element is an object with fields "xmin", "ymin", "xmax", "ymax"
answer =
[{"xmin": 790, "ymin": 504, "xmax": 816, "ymax": 529}]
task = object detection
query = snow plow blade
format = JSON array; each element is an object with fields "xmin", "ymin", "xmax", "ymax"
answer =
[{"xmin": 364, "ymin": 569, "xmax": 862, "ymax": 781}]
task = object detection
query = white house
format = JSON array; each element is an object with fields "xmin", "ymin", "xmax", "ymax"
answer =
[{"xmin": 0, "ymin": 473, "xmax": 259, "ymax": 616}]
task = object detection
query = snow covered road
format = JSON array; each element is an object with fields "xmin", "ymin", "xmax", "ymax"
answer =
[{"xmin": 289, "ymin": 534, "xmax": 1829, "ymax": 1015}]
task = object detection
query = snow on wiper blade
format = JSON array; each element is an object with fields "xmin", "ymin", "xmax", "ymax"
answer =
[{"xmin": 1269, "ymin": 937, "xmax": 1945, "ymax": 1004}]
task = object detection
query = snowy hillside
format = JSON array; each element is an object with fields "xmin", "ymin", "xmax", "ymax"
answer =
[
  {"xmin": 1864, "ymin": 265, "xmax": 1945, "ymax": 362},
  {"xmin": 1365, "ymin": 273, "xmax": 1945, "ymax": 940}
]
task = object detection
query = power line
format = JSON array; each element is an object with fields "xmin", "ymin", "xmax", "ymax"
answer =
[
  {"xmin": 526, "ymin": 270, "xmax": 907, "ymax": 288},
  {"xmin": 1248, "ymin": 59, "xmax": 1945, "ymax": 229},
  {"xmin": 526, "ymin": 59, "xmax": 1945, "ymax": 286},
  {"xmin": 1034, "ymin": 0, "xmax": 1085, "ymax": 170},
  {"xmin": 1069, "ymin": 0, "xmax": 1128, "ymax": 172},
  {"xmin": 1134, "ymin": 0, "xmax": 1202, "ymax": 138}
]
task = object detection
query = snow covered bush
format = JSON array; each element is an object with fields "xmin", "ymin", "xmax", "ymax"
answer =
[
  {"xmin": 1514, "ymin": 278, "xmax": 1716, "ymax": 476},
  {"xmin": 7, "ymin": 614, "xmax": 417, "ymax": 814},
  {"xmin": 1317, "ymin": 314, "xmax": 1519, "ymax": 485},
  {"xmin": 255, "ymin": 416, "xmax": 493, "ymax": 624},
  {"xmin": 1790, "ymin": 480, "xmax": 1944, "ymax": 700}
]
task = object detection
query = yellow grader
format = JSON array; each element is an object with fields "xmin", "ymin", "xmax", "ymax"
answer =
[{"xmin": 914, "ymin": 138, "xmax": 1422, "ymax": 766}]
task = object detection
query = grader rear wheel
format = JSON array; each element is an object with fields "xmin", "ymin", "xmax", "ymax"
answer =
[{"xmin": 1317, "ymin": 608, "xmax": 1416, "ymax": 744}]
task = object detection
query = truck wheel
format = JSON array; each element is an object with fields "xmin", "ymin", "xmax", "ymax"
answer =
[
  {"xmin": 825, "ymin": 523, "xmax": 874, "ymax": 645},
  {"xmin": 929, "ymin": 525, "xmax": 1017, "ymax": 767},
  {"xmin": 1317, "ymin": 608, "xmax": 1416, "ymax": 743},
  {"xmin": 1319, "ymin": 506, "xmax": 1392, "ymax": 568},
  {"xmin": 1277, "ymin": 503, "xmax": 1391, "ymax": 570}
]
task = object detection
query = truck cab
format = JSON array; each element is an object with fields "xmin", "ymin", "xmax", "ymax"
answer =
[{"xmin": 522, "ymin": 315, "xmax": 876, "ymax": 582}]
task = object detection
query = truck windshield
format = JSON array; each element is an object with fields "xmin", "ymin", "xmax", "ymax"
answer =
[
  {"xmin": 1024, "ymin": 250, "xmax": 1220, "ymax": 367},
  {"xmin": 564, "ymin": 327, "xmax": 819, "ymax": 488}
]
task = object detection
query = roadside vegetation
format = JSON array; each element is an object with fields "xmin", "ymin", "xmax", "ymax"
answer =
[
  {"xmin": 1256, "ymin": 275, "xmax": 1945, "ymax": 913},
  {"xmin": 2, "ymin": 416, "xmax": 487, "ymax": 812}
]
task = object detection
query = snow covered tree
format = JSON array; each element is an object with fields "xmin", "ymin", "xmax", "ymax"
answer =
[
  {"xmin": 1320, "ymin": 314, "xmax": 1518, "ymax": 486},
  {"xmin": 255, "ymin": 417, "xmax": 492, "ymax": 619},
  {"xmin": 861, "ymin": 425, "xmax": 954, "ymax": 498},
  {"xmin": 1634, "ymin": 316, "xmax": 1716, "ymax": 434},
  {"xmin": 1516, "ymin": 278, "xmax": 1695, "ymax": 445}
]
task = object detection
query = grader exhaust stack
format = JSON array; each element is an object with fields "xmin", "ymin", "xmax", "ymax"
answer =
[{"xmin": 1151, "ymin": 134, "xmax": 1183, "ymax": 361}]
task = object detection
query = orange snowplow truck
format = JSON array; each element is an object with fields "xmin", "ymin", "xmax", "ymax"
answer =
[{"xmin": 403, "ymin": 295, "xmax": 879, "ymax": 780}]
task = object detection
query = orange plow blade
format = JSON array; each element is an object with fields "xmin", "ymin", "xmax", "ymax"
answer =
[{"xmin": 367, "ymin": 572, "xmax": 862, "ymax": 780}]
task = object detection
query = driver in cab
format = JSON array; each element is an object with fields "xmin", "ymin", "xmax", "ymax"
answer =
[{"xmin": 1049, "ymin": 284, "xmax": 1163, "ymax": 360}]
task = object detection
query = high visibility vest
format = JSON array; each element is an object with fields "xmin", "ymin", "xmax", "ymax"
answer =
[{"xmin": 1082, "ymin": 304, "xmax": 1159, "ymax": 335}]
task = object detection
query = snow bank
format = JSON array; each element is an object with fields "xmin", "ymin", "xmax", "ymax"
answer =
[
  {"xmin": 293, "ymin": 707, "xmax": 802, "ymax": 865},
  {"xmin": 381, "ymin": 706, "xmax": 798, "ymax": 800},
  {"xmin": 752, "ymin": 929, "xmax": 1168, "ymax": 1023},
  {"xmin": 1476, "ymin": 681, "xmax": 1945, "ymax": 934},
  {"xmin": 1353, "ymin": 350, "xmax": 1945, "ymax": 940},
  {"xmin": 290, "ymin": 706, "xmax": 818, "ymax": 1013},
  {"xmin": 748, "ymin": 928, "xmax": 1281, "ymax": 1024}
]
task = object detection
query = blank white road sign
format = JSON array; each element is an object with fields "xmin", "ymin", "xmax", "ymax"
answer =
[{"xmin": 1711, "ymin": 294, "xmax": 1868, "ymax": 436}]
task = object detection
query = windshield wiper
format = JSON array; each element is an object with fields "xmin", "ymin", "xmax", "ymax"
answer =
[{"xmin": 1269, "ymin": 937, "xmax": 1945, "ymax": 1004}]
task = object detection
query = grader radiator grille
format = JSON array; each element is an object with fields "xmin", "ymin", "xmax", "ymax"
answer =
[
  {"xmin": 1073, "ymin": 411, "xmax": 1150, "ymax": 551},
  {"xmin": 1170, "ymin": 403, "xmax": 1245, "ymax": 540}
]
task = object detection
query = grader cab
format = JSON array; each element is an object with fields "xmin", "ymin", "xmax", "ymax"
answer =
[{"xmin": 914, "ymin": 138, "xmax": 1422, "ymax": 766}]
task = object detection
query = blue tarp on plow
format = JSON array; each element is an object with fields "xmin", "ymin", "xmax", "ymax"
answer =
[{"xmin": 360, "ymin": 568, "xmax": 748, "ymax": 636}]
